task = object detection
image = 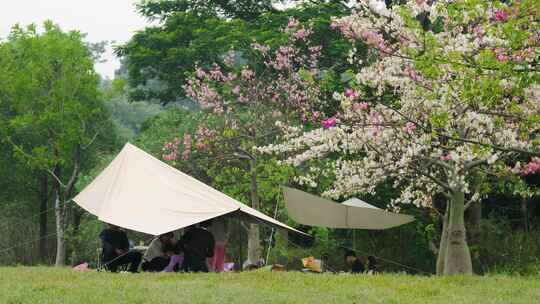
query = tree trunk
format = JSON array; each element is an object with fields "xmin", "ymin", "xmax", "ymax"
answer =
[
  {"xmin": 520, "ymin": 198, "xmax": 529, "ymax": 233},
  {"xmin": 53, "ymin": 146, "xmax": 80, "ymax": 267},
  {"xmin": 54, "ymin": 188, "xmax": 66, "ymax": 267},
  {"xmin": 443, "ymin": 191, "xmax": 473, "ymax": 275},
  {"xmin": 247, "ymin": 158, "xmax": 261, "ymax": 265},
  {"xmin": 436, "ymin": 203, "xmax": 449, "ymax": 276},
  {"xmin": 38, "ymin": 174, "xmax": 49, "ymax": 263}
]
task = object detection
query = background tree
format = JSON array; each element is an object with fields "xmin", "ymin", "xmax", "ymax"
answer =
[
  {"xmin": 0, "ymin": 22, "xmax": 118, "ymax": 266},
  {"xmin": 116, "ymin": 3, "xmax": 351, "ymax": 104}
]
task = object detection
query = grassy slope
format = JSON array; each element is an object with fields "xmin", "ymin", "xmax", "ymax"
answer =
[{"xmin": 0, "ymin": 267, "xmax": 538, "ymax": 304}]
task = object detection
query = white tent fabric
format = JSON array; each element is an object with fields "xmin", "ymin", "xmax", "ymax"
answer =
[
  {"xmin": 282, "ymin": 187, "xmax": 414, "ymax": 230},
  {"xmin": 74, "ymin": 143, "xmax": 303, "ymax": 236}
]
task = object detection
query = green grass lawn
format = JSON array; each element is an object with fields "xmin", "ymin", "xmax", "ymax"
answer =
[{"xmin": 0, "ymin": 267, "xmax": 538, "ymax": 304}]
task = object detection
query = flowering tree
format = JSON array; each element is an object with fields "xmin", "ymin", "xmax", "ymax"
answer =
[
  {"xmin": 260, "ymin": 0, "xmax": 539, "ymax": 275},
  {"xmin": 161, "ymin": 19, "xmax": 330, "ymax": 264}
]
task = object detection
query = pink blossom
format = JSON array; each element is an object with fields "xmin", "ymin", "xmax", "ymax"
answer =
[
  {"xmin": 232, "ymin": 85, "xmax": 241, "ymax": 95},
  {"xmin": 284, "ymin": 17, "xmax": 300, "ymax": 34},
  {"xmin": 251, "ymin": 43, "xmax": 270, "ymax": 54},
  {"xmin": 322, "ymin": 117, "xmax": 337, "ymax": 129},
  {"xmin": 404, "ymin": 66, "xmax": 419, "ymax": 82},
  {"xmin": 440, "ymin": 154, "xmax": 452, "ymax": 161},
  {"xmin": 196, "ymin": 140, "xmax": 206, "ymax": 150},
  {"xmin": 308, "ymin": 45, "xmax": 322, "ymax": 58},
  {"xmin": 415, "ymin": 0, "xmax": 424, "ymax": 5},
  {"xmin": 345, "ymin": 88, "xmax": 359, "ymax": 100},
  {"xmin": 494, "ymin": 10, "xmax": 509, "ymax": 22},
  {"xmin": 287, "ymin": 18, "xmax": 299, "ymax": 28},
  {"xmin": 361, "ymin": 30, "xmax": 384, "ymax": 47},
  {"xmin": 524, "ymin": 47, "xmax": 534, "ymax": 59},
  {"xmin": 209, "ymin": 67, "xmax": 225, "ymax": 81},
  {"xmin": 195, "ymin": 67, "xmax": 206, "ymax": 79},
  {"xmin": 294, "ymin": 28, "xmax": 308, "ymax": 40},
  {"xmin": 369, "ymin": 111, "xmax": 380, "ymax": 125},
  {"xmin": 352, "ymin": 102, "xmax": 369, "ymax": 111},
  {"xmin": 183, "ymin": 134, "xmax": 192, "ymax": 147},
  {"xmin": 182, "ymin": 134, "xmax": 192, "ymax": 161},
  {"xmin": 512, "ymin": 54, "xmax": 524, "ymax": 62},
  {"xmin": 472, "ymin": 26, "xmax": 484, "ymax": 38},
  {"xmin": 496, "ymin": 54, "xmax": 509, "ymax": 62},
  {"xmin": 520, "ymin": 158, "xmax": 540, "ymax": 175},
  {"xmin": 403, "ymin": 122, "xmax": 416, "ymax": 134},
  {"xmin": 241, "ymin": 68, "xmax": 255, "ymax": 80},
  {"xmin": 399, "ymin": 35, "xmax": 410, "ymax": 46}
]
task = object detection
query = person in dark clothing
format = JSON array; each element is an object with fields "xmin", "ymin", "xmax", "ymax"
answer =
[
  {"xmin": 179, "ymin": 221, "xmax": 215, "ymax": 272},
  {"xmin": 367, "ymin": 255, "xmax": 378, "ymax": 274},
  {"xmin": 345, "ymin": 250, "xmax": 365, "ymax": 274},
  {"xmin": 99, "ymin": 224, "xmax": 142, "ymax": 273}
]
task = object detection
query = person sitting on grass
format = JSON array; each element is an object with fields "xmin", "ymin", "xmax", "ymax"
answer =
[
  {"xmin": 366, "ymin": 255, "xmax": 378, "ymax": 274},
  {"xmin": 208, "ymin": 217, "xmax": 228, "ymax": 272},
  {"xmin": 180, "ymin": 221, "xmax": 215, "ymax": 273},
  {"xmin": 344, "ymin": 250, "xmax": 365, "ymax": 274},
  {"xmin": 99, "ymin": 223, "xmax": 142, "ymax": 273},
  {"xmin": 141, "ymin": 232, "xmax": 183, "ymax": 272}
]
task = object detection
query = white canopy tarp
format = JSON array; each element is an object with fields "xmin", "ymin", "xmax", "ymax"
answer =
[
  {"xmin": 73, "ymin": 143, "xmax": 303, "ymax": 236},
  {"xmin": 282, "ymin": 186, "xmax": 414, "ymax": 230}
]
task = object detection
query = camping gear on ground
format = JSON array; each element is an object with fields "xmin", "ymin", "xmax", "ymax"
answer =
[
  {"xmin": 223, "ymin": 262, "xmax": 235, "ymax": 272},
  {"xmin": 242, "ymin": 258, "xmax": 265, "ymax": 270},
  {"xmin": 73, "ymin": 262, "xmax": 90, "ymax": 272},
  {"xmin": 163, "ymin": 254, "xmax": 183, "ymax": 272},
  {"xmin": 282, "ymin": 187, "xmax": 414, "ymax": 229},
  {"xmin": 271, "ymin": 264, "xmax": 286, "ymax": 272},
  {"xmin": 73, "ymin": 143, "xmax": 304, "ymax": 237},
  {"xmin": 301, "ymin": 256, "xmax": 323, "ymax": 273}
]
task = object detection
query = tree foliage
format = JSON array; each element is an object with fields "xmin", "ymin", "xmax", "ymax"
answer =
[
  {"xmin": 117, "ymin": 3, "xmax": 351, "ymax": 104},
  {"xmin": 0, "ymin": 22, "xmax": 118, "ymax": 266}
]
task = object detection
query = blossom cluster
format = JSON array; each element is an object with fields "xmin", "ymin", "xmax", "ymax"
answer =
[
  {"xmin": 509, "ymin": 158, "xmax": 540, "ymax": 176},
  {"xmin": 261, "ymin": 0, "xmax": 539, "ymax": 208}
]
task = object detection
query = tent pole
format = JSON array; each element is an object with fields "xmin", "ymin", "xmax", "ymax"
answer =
[
  {"xmin": 265, "ymin": 197, "xmax": 281, "ymax": 265},
  {"xmin": 352, "ymin": 229, "xmax": 356, "ymax": 251}
]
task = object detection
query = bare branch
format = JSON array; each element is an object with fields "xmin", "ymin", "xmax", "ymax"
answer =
[
  {"xmin": 82, "ymin": 132, "xmax": 99, "ymax": 150},
  {"xmin": 46, "ymin": 169, "xmax": 66, "ymax": 189},
  {"xmin": 464, "ymin": 200, "xmax": 477, "ymax": 211},
  {"xmin": 63, "ymin": 146, "xmax": 81, "ymax": 197}
]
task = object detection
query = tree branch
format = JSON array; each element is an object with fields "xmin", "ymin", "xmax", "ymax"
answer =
[
  {"xmin": 464, "ymin": 159, "xmax": 487, "ymax": 170},
  {"xmin": 63, "ymin": 145, "xmax": 81, "ymax": 198},
  {"xmin": 445, "ymin": 135, "xmax": 539, "ymax": 156},
  {"xmin": 82, "ymin": 132, "xmax": 99, "ymax": 150},
  {"xmin": 46, "ymin": 169, "xmax": 67, "ymax": 189},
  {"xmin": 413, "ymin": 166, "xmax": 453, "ymax": 193}
]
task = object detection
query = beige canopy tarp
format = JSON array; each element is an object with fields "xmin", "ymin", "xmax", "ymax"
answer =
[
  {"xmin": 282, "ymin": 186, "xmax": 414, "ymax": 230},
  {"xmin": 73, "ymin": 143, "xmax": 303, "ymax": 236}
]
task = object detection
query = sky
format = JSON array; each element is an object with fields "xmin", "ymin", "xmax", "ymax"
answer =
[{"xmin": 0, "ymin": 0, "xmax": 150, "ymax": 79}]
